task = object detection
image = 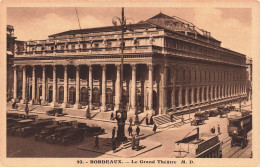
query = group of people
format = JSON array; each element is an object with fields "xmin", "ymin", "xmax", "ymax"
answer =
[
  {"xmin": 128, "ymin": 125, "xmax": 140, "ymax": 136},
  {"xmin": 145, "ymin": 115, "xmax": 154, "ymax": 125},
  {"xmin": 211, "ymin": 124, "xmax": 221, "ymax": 134}
]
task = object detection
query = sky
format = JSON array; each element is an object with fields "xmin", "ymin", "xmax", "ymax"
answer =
[{"xmin": 7, "ymin": 7, "xmax": 252, "ymax": 57}]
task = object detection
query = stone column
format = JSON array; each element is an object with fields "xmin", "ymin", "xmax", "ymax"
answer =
[
  {"xmin": 62, "ymin": 65, "xmax": 68, "ymax": 108},
  {"xmin": 179, "ymin": 86, "xmax": 183, "ymax": 108},
  {"xmin": 191, "ymin": 86, "xmax": 195, "ymax": 105},
  {"xmin": 148, "ymin": 64, "xmax": 154, "ymax": 114},
  {"xmin": 197, "ymin": 86, "xmax": 200, "ymax": 104},
  {"xmin": 88, "ymin": 65, "xmax": 93, "ymax": 110},
  {"xmin": 201, "ymin": 86, "xmax": 205, "ymax": 103},
  {"xmin": 74, "ymin": 65, "xmax": 81, "ymax": 109},
  {"xmin": 185, "ymin": 87, "xmax": 188, "ymax": 106},
  {"xmin": 114, "ymin": 64, "xmax": 120, "ymax": 111},
  {"xmin": 171, "ymin": 67, "xmax": 176, "ymax": 110},
  {"xmin": 222, "ymin": 85, "xmax": 225, "ymax": 98},
  {"xmin": 13, "ymin": 65, "xmax": 17, "ymax": 101},
  {"xmin": 20, "ymin": 66, "xmax": 27, "ymax": 104},
  {"xmin": 206, "ymin": 85, "xmax": 209, "ymax": 103},
  {"xmin": 30, "ymin": 65, "xmax": 36, "ymax": 104},
  {"xmin": 210, "ymin": 85, "xmax": 214, "ymax": 102},
  {"xmin": 130, "ymin": 64, "xmax": 136, "ymax": 113},
  {"xmin": 101, "ymin": 65, "xmax": 106, "ymax": 112},
  {"xmin": 41, "ymin": 66, "xmax": 46, "ymax": 105},
  {"xmin": 50, "ymin": 65, "xmax": 57, "ymax": 107},
  {"xmin": 159, "ymin": 65, "xmax": 167, "ymax": 114}
]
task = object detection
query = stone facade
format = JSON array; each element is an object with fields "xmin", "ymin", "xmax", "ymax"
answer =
[{"xmin": 12, "ymin": 13, "xmax": 247, "ymax": 115}]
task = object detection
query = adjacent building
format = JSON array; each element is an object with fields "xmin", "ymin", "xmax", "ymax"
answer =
[
  {"xmin": 12, "ymin": 13, "xmax": 248, "ymax": 116},
  {"xmin": 7, "ymin": 25, "xmax": 24, "ymax": 100}
]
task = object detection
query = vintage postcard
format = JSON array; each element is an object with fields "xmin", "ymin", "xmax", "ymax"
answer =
[{"xmin": 0, "ymin": 0, "xmax": 260, "ymax": 167}]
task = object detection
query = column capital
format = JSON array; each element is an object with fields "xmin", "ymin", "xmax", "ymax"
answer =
[
  {"xmin": 52, "ymin": 65, "xmax": 56, "ymax": 70},
  {"xmin": 131, "ymin": 64, "xmax": 136, "ymax": 71},
  {"xmin": 32, "ymin": 65, "xmax": 36, "ymax": 70},
  {"xmin": 148, "ymin": 64, "xmax": 154, "ymax": 71},
  {"xmin": 101, "ymin": 64, "xmax": 106, "ymax": 71},
  {"xmin": 75, "ymin": 65, "xmax": 80, "ymax": 71},
  {"xmin": 63, "ymin": 65, "xmax": 68, "ymax": 70},
  {"xmin": 115, "ymin": 64, "xmax": 121, "ymax": 68},
  {"xmin": 12, "ymin": 65, "xmax": 17, "ymax": 70},
  {"xmin": 89, "ymin": 65, "xmax": 93, "ymax": 72}
]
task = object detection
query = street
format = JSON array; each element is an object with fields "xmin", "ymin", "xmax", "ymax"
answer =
[{"xmin": 7, "ymin": 101, "xmax": 252, "ymax": 158}]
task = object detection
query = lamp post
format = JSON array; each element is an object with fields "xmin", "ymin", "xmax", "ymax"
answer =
[
  {"xmin": 112, "ymin": 7, "xmax": 134, "ymax": 142},
  {"xmin": 86, "ymin": 86, "xmax": 91, "ymax": 119}
]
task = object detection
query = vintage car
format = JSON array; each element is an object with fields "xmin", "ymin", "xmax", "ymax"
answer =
[
  {"xmin": 7, "ymin": 113, "xmax": 20, "ymax": 118},
  {"xmin": 17, "ymin": 119, "xmax": 53, "ymax": 137},
  {"xmin": 61, "ymin": 120, "xmax": 78, "ymax": 127},
  {"xmin": 85, "ymin": 124, "xmax": 105, "ymax": 136},
  {"xmin": 194, "ymin": 112, "xmax": 208, "ymax": 120},
  {"xmin": 46, "ymin": 126, "xmax": 73, "ymax": 144},
  {"xmin": 35, "ymin": 125, "xmax": 57, "ymax": 141},
  {"xmin": 60, "ymin": 128, "xmax": 85, "ymax": 145},
  {"xmin": 46, "ymin": 108, "xmax": 63, "ymax": 116},
  {"xmin": 206, "ymin": 109, "xmax": 219, "ymax": 117},
  {"xmin": 8, "ymin": 119, "xmax": 34, "ymax": 136},
  {"xmin": 191, "ymin": 117, "xmax": 205, "ymax": 126},
  {"xmin": 26, "ymin": 114, "xmax": 39, "ymax": 121}
]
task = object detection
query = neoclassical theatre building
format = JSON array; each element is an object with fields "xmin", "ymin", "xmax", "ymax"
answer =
[{"xmin": 12, "ymin": 13, "xmax": 248, "ymax": 116}]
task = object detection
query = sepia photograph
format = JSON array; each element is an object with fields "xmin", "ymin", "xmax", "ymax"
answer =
[{"xmin": 1, "ymin": 1, "xmax": 260, "ymax": 166}]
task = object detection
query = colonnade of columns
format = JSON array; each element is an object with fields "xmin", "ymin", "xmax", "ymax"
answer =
[
  {"xmin": 174, "ymin": 83, "xmax": 247, "ymax": 108},
  {"xmin": 12, "ymin": 63, "xmax": 157, "ymax": 113}
]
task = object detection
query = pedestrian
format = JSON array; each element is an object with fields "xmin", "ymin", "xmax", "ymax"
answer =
[
  {"xmin": 129, "ymin": 116, "xmax": 133, "ymax": 126},
  {"xmin": 128, "ymin": 125, "xmax": 133, "ymax": 136},
  {"xmin": 150, "ymin": 116, "xmax": 154, "ymax": 125},
  {"xmin": 170, "ymin": 114, "xmax": 174, "ymax": 122},
  {"xmin": 153, "ymin": 124, "xmax": 157, "ymax": 133},
  {"xmin": 25, "ymin": 102, "xmax": 29, "ymax": 118},
  {"xmin": 112, "ymin": 139, "xmax": 116, "ymax": 153},
  {"xmin": 136, "ymin": 125, "xmax": 140, "ymax": 136},
  {"xmin": 112, "ymin": 127, "xmax": 116, "ymax": 139},
  {"xmin": 110, "ymin": 112, "xmax": 114, "ymax": 120},
  {"xmin": 93, "ymin": 135, "xmax": 99, "ymax": 150},
  {"xmin": 131, "ymin": 135, "xmax": 136, "ymax": 150},
  {"xmin": 217, "ymin": 124, "xmax": 221, "ymax": 134},
  {"xmin": 212, "ymin": 126, "xmax": 215, "ymax": 134},
  {"xmin": 134, "ymin": 115, "xmax": 139, "ymax": 126},
  {"xmin": 145, "ymin": 115, "xmax": 149, "ymax": 125}
]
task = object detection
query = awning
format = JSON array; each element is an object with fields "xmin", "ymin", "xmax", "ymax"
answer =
[{"xmin": 7, "ymin": 51, "xmax": 13, "ymax": 55}]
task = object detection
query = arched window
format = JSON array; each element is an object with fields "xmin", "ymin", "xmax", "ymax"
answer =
[
  {"xmin": 80, "ymin": 87, "xmax": 88, "ymax": 106},
  {"xmin": 93, "ymin": 87, "xmax": 100, "ymax": 107},
  {"xmin": 59, "ymin": 86, "xmax": 64, "ymax": 103},
  {"xmin": 69, "ymin": 87, "xmax": 76, "ymax": 104}
]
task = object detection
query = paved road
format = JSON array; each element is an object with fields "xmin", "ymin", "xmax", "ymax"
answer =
[{"xmin": 6, "ymin": 101, "xmax": 252, "ymax": 158}]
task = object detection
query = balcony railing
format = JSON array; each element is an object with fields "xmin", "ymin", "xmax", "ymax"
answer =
[{"xmin": 15, "ymin": 45, "xmax": 158, "ymax": 57}]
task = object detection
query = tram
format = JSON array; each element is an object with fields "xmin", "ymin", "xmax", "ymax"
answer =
[{"xmin": 227, "ymin": 110, "xmax": 252, "ymax": 148}]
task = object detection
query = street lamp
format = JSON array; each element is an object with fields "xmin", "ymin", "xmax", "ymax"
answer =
[
  {"xmin": 112, "ymin": 7, "xmax": 134, "ymax": 142},
  {"xmin": 86, "ymin": 86, "xmax": 91, "ymax": 119}
]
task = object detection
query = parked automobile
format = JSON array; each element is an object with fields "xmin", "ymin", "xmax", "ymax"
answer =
[
  {"xmin": 46, "ymin": 108, "xmax": 63, "ymax": 116},
  {"xmin": 60, "ymin": 128, "xmax": 85, "ymax": 145},
  {"xmin": 85, "ymin": 124, "xmax": 105, "ymax": 136},
  {"xmin": 8, "ymin": 119, "xmax": 34, "ymax": 136},
  {"xmin": 35, "ymin": 125, "xmax": 57, "ymax": 141},
  {"xmin": 17, "ymin": 119, "xmax": 53, "ymax": 137},
  {"xmin": 46, "ymin": 126, "xmax": 73, "ymax": 144},
  {"xmin": 206, "ymin": 109, "xmax": 219, "ymax": 117}
]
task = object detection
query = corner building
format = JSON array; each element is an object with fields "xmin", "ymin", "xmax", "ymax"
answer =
[{"xmin": 12, "ymin": 13, "xmax": 248, "ymax": 116}]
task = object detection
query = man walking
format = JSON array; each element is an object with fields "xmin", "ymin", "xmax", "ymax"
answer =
[
  {"xmin": 153, "ymin": 124, "xmax": 157, "ymax": 133},
  {"xmin": 218, "ymin": 124, "xmax": 221, "ymax": 134},
  {"xmin": 128, "ymin": 125, "xmax": 133, "ymax": 136},
  {"xmin": 136, "ymin": 126, "xmax": 140, "ymax": 136},
  {"xmin": 112, "ymin": 139, "xmax": 116, "ymax": 153},
  {"xmin": 93, "ymin": 135, "xmax": 99, "ymax": 150},
  {"xmin": 25, "ymin": 102, "xmax": 29, "ymax": 118},
  {"xmin": 110, "ymin": 112, "xmax": 114, "ymax": 120},
  {"xmin": 129, "ymin": 116, "xmax": 133, "ymax": 126},
  {"xmin": 112, "ymin": 127, "xmax": 116, "ymax": 139}
]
